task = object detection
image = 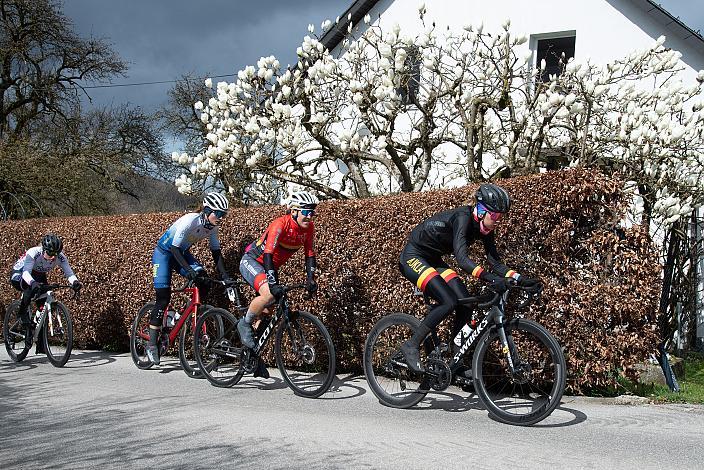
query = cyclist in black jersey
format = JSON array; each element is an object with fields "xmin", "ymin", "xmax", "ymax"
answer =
[{"xmin": 398, "ymin": 183, "xmax": 538, "ymax": 373}]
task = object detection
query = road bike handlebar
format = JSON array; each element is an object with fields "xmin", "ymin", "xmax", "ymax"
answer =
[
  {"xmin": 457, "ymin": 281, "xmax": 543, "ymax": 309},
  {"xmin": 30, "ymin": 283, "xmax": 81, "ymax": 301},
  {"xmin": 174, "ymin": 277, "xmax": 243, "ymax": 292}
]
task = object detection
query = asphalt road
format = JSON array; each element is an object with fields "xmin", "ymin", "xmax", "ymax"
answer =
[{"xmin": 1, "ymin": 348, "xmax": 702, "ymax": 469}]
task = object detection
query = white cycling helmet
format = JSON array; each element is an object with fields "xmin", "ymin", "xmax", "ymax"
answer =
[
  {"xmin": 287, "ymin": 191, "xmax": 319, "ymax": 210},
  {"xmin": 203, "ymin": 192, "xmax": 229, "ymax": 211}
]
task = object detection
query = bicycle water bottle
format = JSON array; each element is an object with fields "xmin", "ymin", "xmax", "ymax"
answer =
[
  {"xmin": 453, "ymin": 324, "xmax": 472, "ymax": 347},
  {"xmin": 165, "ymin": 309, "xmax": 179, "ymax": 328}
]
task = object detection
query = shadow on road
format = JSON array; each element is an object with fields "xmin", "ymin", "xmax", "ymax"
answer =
[
  {"xmin": 319, "ymin": 373, "xmax": 367, "ymax": 400},
  {"xmin": 63, "ymin": 350, "xmax": 119, "ymax": 369},
  {"xmin": 413, "ymin": 391, "xmax": 485, "ymax": 412},
  {"xmin": 406, "ymin": 392, "xmax": 587, "ymax": 427},
  {"xmin": 0, "ymin": 349, "xmax": 118, "ymax": 371},
  {"xmin": 529, "ymin": 405, "xmax": 588, "ymax": 428},
  {"xmin": 479, "ymin": 402, "xmax": 588, "ymax": 427}
]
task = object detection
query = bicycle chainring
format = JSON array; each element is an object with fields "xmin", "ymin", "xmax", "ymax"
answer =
[{"xmin": 426, "ymin": 358, "xmax": 452, "ymax": 391}]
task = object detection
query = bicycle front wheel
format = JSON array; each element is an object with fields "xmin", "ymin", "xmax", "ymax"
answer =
[
  {"xmin": 473, "ymin": 318, "xmax": 566, "ymax": 426},
  {"xmin": 179, "ymin": 307, "xmax": 225, "ymax": 378},
  {"xmin": 194, "ymin": 308, "xmax": 245, "ymax": 387},
  {"xmin": 3, "ymin": 301, "xmax": 30, "ymax": 362},
  {"xmin": 363, "ymin": 313, "xmax": 429, "ymax": 409},
  {"xmin": 42, "ymin": 302, "xmax": 73, "ymax": 367},
  {"xmin": 275, "ymin": 310, "xmax": 336, "ymax": 398}
]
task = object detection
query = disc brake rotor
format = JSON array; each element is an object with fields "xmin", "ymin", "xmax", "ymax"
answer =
[{"xmin": 300, "ymin": 344, "xmax": 316, "ymax": 364}]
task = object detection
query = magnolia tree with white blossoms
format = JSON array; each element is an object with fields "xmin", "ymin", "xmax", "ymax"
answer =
[{"xmin": 175, "ymin": 4, "xmax": 704, "ymax": 230}]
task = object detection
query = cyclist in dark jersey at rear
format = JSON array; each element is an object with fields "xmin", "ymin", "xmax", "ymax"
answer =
[
  {"xmin": 238, "ymin": 191, "xmax": 319, "ymax": 378},
  {"xmin": 398, "ymin": 183, "xmax": 538, "ymax": 373}
]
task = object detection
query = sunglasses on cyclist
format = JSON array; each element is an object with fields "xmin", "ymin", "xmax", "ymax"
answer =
[
  {"xmin": 477, "ymin": 203, "xmax": 503, "ymax": 221},
  {"xmin": 299, "ymin": 209, "xmax": 316, "ymax": 217},
  {"xmin": 213, "ymin": 209, "xmax": 227, "ymax": 219}
]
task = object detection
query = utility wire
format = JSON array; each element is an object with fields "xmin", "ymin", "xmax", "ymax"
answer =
[{"xmin": 82, "ymin": 73, "xmax": 235, "ymax": 89}]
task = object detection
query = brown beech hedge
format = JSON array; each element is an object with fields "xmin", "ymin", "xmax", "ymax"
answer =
[{"xmin": 0, "ymin": 168, "xmax": 659, "ymax": 393}]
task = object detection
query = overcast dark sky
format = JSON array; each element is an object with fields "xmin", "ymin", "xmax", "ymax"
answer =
[
  {"xmin": 62, "ymin": 0, "xmax": 703, "ymax": 114},
  {"xmin": 62, "ymin": 0, "xmax": 351, "ymax": 112}
]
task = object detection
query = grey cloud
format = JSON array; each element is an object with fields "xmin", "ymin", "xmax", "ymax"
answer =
[{"xmin": 62, "ymin": 0, "xmax": 351, "ymax": 110}]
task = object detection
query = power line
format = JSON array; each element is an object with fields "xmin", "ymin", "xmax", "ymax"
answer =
[{"xmin": 82, "ymin": 73, "xmax": 235, "ymax": 89}]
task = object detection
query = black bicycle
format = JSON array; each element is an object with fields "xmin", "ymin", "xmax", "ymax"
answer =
[
  {"xmin": 193, "ymin": 284, "xmax": 336, "ymax": 398},
  {"xmin": 363, "ymin": 280, "xmax": 566, "ymax": 426},
  {"xmin": 3, "ymin": 284, "xmax": 77, "ymax": 367}
]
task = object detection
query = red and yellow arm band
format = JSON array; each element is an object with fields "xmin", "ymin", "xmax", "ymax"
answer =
[
  {"xmin": 505, "ymin": 270, "xmax": 521, "ymax": 280},
  {"xmin": 471, "ymin": 266, "xmax": 485, "ymax": 278}
]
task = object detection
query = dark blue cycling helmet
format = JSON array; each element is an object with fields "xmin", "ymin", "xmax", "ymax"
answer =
[{"xmin": 476, "ymin": 183, "xmax": 511, "ymax": 213}]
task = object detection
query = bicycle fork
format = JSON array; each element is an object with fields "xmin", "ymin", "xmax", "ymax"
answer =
[
  {"xmin": 491, "ymin": 307, "xmax": 517, "ymax": 373},
  {"xmin": 45, "ymin": 303, "xmax": 64, "ymax": 338}
]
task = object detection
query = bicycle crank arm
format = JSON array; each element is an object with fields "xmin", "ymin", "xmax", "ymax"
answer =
[{"xmin": 212, "ymin": 347, "xmax": 241, "ymax": 359}]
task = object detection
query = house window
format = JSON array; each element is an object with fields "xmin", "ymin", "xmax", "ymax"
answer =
[
  {"xmin": 398, "ymin": 46, "xmax": 421, "ymax": 105},
  {"xmin": 536, "ymin": 35, "xmax": 575, "ymax": 82}
]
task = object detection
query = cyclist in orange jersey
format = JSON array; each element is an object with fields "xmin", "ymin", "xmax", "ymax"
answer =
[{"xmin": 238, "ymin": 191, "xmax": 319, "ymax": 378}]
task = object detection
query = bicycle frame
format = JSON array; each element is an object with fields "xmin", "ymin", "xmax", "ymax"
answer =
[
  {"xmin": 30, "ymin": 285, "xmax": 73, "ymax": 342},
  {"xmin": 168, "ymin": 286, "xmax": 201, "ymax": 343},
  {"xmin": 138, "ymin": 280, "xmax": 243, "ymax": 345},
  {"xmin": 421, "ymin": 289, "xmax": 518, "ymax": 377},
  {"xmin": 450, "ymin": 294, "xmax": 506, "ymax": 374},
  {"xmin": 251, "ymin": 288, "xmax": 299, "ymax": 356},
  {"xmin": 136, "ymin": 286, "xmax": 201, "ymax": 345}
]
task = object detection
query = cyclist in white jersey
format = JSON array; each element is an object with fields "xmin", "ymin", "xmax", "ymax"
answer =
[
  {"xmin": 8, "ymin": 234, "xmax": 82, "ymax": 348},
  {"xmin": 146, "ymin": 192, "xmax": 231, "ymax": 365}
]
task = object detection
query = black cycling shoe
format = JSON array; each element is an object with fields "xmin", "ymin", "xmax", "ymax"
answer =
[
  {"xmin": 237, "ymin": 319, "xmax": 257, "ymax": 349},
  {"xmin": 23, "ymin": 323, "xmax": 34, "ymax": 349},
  {"xmin": 253, "ymin": 359, "xmax": 270, "ymax": 379},
  {"xmin": 35, "ymin": 339, "xmax": 45, "ymax": 355},
  {"xmin": 400, "ymin": 342, "xmax": 424, "ymax": 373}
]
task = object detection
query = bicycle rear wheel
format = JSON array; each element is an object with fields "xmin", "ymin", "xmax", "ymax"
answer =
[
  {"xmin": 363, "ymin": 313, "xmax": 429, "ymax": 408},
  {"xmin": 275, "ymin": 310, "xmax": 335, "ymax": 398},
  {"xmin": 473, "ymin": 319, "xmax": 566, "ymax": 426},
  {"xmin": 3, "ymin": 301, "xmax": 31, "ymax": 362},
  {"xmin": 194, "ymin": 308, "xmax": 245, "ymax": 387},
  {"xmin": 130, "ymin": 303, "xmax": 155, "ymax": 369},
  {"xmin": 42, "ymin": 302, "xmax": 73, "ymax": 367}
]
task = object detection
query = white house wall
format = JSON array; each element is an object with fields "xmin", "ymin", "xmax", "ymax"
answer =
[{"xmin": 356, "ymin": 0, "xmax": 703, "ymax": 83}]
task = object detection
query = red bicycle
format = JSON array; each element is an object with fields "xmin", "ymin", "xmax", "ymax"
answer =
[{"xmin": 129, "ymin": 278, "xmax": 240, "ymax": 377}]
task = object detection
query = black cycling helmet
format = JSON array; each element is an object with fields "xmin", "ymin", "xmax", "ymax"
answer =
[
  {"xmin": 42, "ymin": 234, "xmax": 63, "ymax": 256},
  {"xmin": 476, "ymin": 183, "xmax": 511, "ymax": 213}
]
